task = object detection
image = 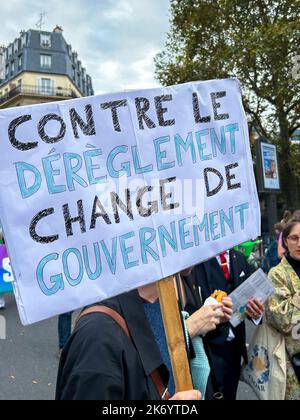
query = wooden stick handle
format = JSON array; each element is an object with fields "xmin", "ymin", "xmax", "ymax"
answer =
[{"xmin": 157, "ymin": 276, "xmax": 193, "ymax": 393}]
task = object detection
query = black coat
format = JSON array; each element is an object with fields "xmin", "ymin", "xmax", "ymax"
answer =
[
  {"xmin": 190, "ymin": 249, "xmax": 254, "ymax": 400},
  {"xmin": 55, "ymin": 290, "xmax": 169, "ymax": 400},
  {"xmin": 193, "ymin": 250, "xmax": 253, "ymax": 357}
]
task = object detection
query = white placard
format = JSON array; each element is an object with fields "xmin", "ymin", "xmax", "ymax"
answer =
[{"xmin": 0, "ymin": 78, "xmax": 261, "ymax": 324}]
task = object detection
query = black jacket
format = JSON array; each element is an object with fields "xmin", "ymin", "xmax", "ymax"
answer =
[
  {"xmin": 55, "ymin": 290, "xmax": 169, "ymax": 400},
  {"xmin": 192, "ymin": 249, "xmax": 254, "ymax": 362},
  {"xmin": 189, "ymin": 250, "xmax": 254, "ymax": 400}
]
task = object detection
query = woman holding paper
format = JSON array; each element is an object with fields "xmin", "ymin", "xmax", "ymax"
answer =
[{"xmin": 266, "ymin": 218, "xmax": 300, "ymax": 400}]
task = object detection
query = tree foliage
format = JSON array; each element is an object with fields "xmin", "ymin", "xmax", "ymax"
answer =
[{"xmin": 155, "ymin": 0, "xmax": 300, "ymax": 207}]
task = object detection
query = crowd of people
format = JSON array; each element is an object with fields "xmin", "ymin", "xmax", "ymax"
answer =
[
  {"xmin": 55, "ymin": 210, "xmax": 300, "ymax": 401},
  {"xmin": 1, "ymin": 211, "xmax": 300, "ymax": 400}
]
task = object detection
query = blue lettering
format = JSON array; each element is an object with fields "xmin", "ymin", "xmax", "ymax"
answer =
[
  {"xmin": 174, "ymin": 132, "xmax": 196, "ymax": 166},
  {"xmin": 100, "ymin": 238, "xmax": 117, "ymax": 274},
  {"xmin": 82, "ymin": 243, "xmax": 102, "ymax": 281},
  {"xmin": 139, "ymin": 227, "xmax": 159, "ymax": 264},
  {"xmin": 220, "ymin": 207, "xmax": 234, "ymax": 237},
  {"xmin": 107, "ymin": 146, "xmax": 131, "ymax": 178},
  {"xmin": 192, "ymin": 214, "xmax": 210, "ymax": 244},
  {"xmin": 158, "ymin": 222, "xmax": 178, "ymax": 257},
  {"xmin": 119, "ymin": 232, "xmax": 139, "ymax": 269},
  {"xmin": 42, "ymin": 154, "xmax": 66, "ymax": 194},
  {"xmin": 36, "ymin": 253, "xmax": 64, "ymax": 296},
  {"xmin": 132, "ymin": 146, "xmax": 153, "ymax": 174},
  {"xmin": 15, "ymin": 162, "xmax": 42, "ymax": 199},
  {"xmin": 211, "ymin": 127, "xmax": 226, "ymax": 157},
  {"xmin": 153, "ymin": 136, "xmax": 175, "ymax": 171},
  {"xmin": 63, "ymin": 248, "xmax": 84, "ymax": 287},
  {"xmin": 226, "ymin": 123, "xmax": 239, "ymax": 154},
  {"xmin": 235, "ymin": 202, "xmax": 249, "ymax": 230},
  {"xmin": 179, "ymin": 218, "xmax": 194, "ymax": 250},
  {"xmin": 195, "ymin": 129, "xmax": 213, "ymax": 161},
  {"xmin": 63, "ymin": 152, "xmax": 88, "ymax": 191},
  {"xmin": 209, "ymin": 211, "xmax": 220, "ymax": 241},
  {"xmin": 83, "ymin": 149, "xmax": 107, "ymax": 185}
]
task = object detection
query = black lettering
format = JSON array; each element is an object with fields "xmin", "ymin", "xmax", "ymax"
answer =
[
  {"xmin": 111, "ymin": 190, "xmax": 133, "ymax": 223},
  {"xmin": 192, "ymin": 92, "xmax": 211, "ymax": 123},
  {"xmin": 226, "ymin": 163, "xmax": 241, "ymax": 190},
  {"xmin": 155, "ymin": 95, "xmax": 175, "ymax": 127},
  {"xmin": 204, "ymin": 167, "xmax": 224, "ymax": 197},
  {"xmin": 135, "ymin": 97, "xmax": 156, "ymax": 130},
  {"xmin": 69, "ymin": 105, "xmax": 96, "ymax": 139},
  {"xmin": 100, "ymin": 100, "xmax": 128, "ymax": 132},
  {"xmin": 90, "ymin": 196, "xmax": 112, "ymax": 228},
  {"xmin": 211, "ymin": 91, "xmax": 229, "ymax": 121},
  {"xmin": 38, "ymin": 114, "xmax": 66, "ymax": 144},
  {"xmin": 63, "ymin": 200, "xmax": 86, "ymax": 237},
  {"xmin": 160, "ymin": 177, "xmax": 180, "ymax": 210},
  {"xmin": 8, "ymin": 115, "xmax": 38, "ymax": 151},
  {"xmin": 29, "ymin": 208, "xmax": 59, "ymax": 243},
  {"xmin": 136, "ymin": 186, "xmax": 158, "ymax": 217}
]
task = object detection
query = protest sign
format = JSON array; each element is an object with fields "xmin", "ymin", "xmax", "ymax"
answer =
[
  {"xmin": 0, "ymin": 245, "xmax": 13, "ymax": 294},
  {"xmin": 0, "ymin": 78, "xmax": 260, "ymax": 324}
]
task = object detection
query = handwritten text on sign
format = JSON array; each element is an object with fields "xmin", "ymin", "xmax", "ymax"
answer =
[{"xmin": 0, "ymin": 79, "xmax": 260, "ymax": 324}]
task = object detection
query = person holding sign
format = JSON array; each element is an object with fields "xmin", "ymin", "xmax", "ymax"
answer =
[
  {"xmin": 190, "ymin": 249, "xmax": 265, "ymax": 400},
  {"xmin": 56, "ymin": 269, "xmax": 225, "ymax": 400},
  {"xmin": 266, "ymin": 218, "xmax": 300, "ymax": 400}
]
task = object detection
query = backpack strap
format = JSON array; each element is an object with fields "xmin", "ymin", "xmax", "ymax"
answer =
[
  {"xmin": 77, "ymin": 306, "xmax": 131, "ymax": 338},
  {"xmin": 76, "ymin": 305, "xmax": 171, "ymax": 400}
]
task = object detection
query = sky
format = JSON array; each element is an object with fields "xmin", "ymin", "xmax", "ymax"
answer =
[{"xmin": 0, "ymin": 0, "xmax": 171, "ymax": 94}]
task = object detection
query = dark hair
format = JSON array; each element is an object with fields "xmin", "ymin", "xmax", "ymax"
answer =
[{"xmin": 282, "ymin": 218, "xmax": 300, "ymax": 251}]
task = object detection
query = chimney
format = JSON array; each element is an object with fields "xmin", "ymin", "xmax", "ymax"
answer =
[{"xmin": 53, "ymin": 25, "xmax": 63, "ymax": 33}]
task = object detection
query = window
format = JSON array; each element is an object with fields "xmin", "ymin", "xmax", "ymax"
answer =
[
  {"xmin": 14, "ymin": 39, "xmax": 19, "ymax": 53},
  {"xmin": 18, "ymin": 55, "xmax": 22, "ymax": 69},
  {"xmin": 8, "ymin": 45, "xmax": 13, "ymax": 57},
  {"xmin": 67, "ymin": 45, "xmax": 72, "ymax": 57},
  {"xmin": 11, "ymin": 62, "xmax": 15, "ymax": 74},
  {"xmin": 38, "ymin": 78, "xmax": 54, "ymax": 95},
  {"xmin": 40, "ymin": 34, "xmax": 51, "ymax": 48},
  {"xmin": 40, "ymin": 54, "xmax": 51, "ymax": 69}
]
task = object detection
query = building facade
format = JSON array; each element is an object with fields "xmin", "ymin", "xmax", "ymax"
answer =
[{"xmin": 0, "ymin": 26, "xmax": 94, "ymax": 108}]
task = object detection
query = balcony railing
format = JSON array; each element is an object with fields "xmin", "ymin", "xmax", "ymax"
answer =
[{"xmin": 0, "ymin": 84, "xmax": 79, "ymax": 105}]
